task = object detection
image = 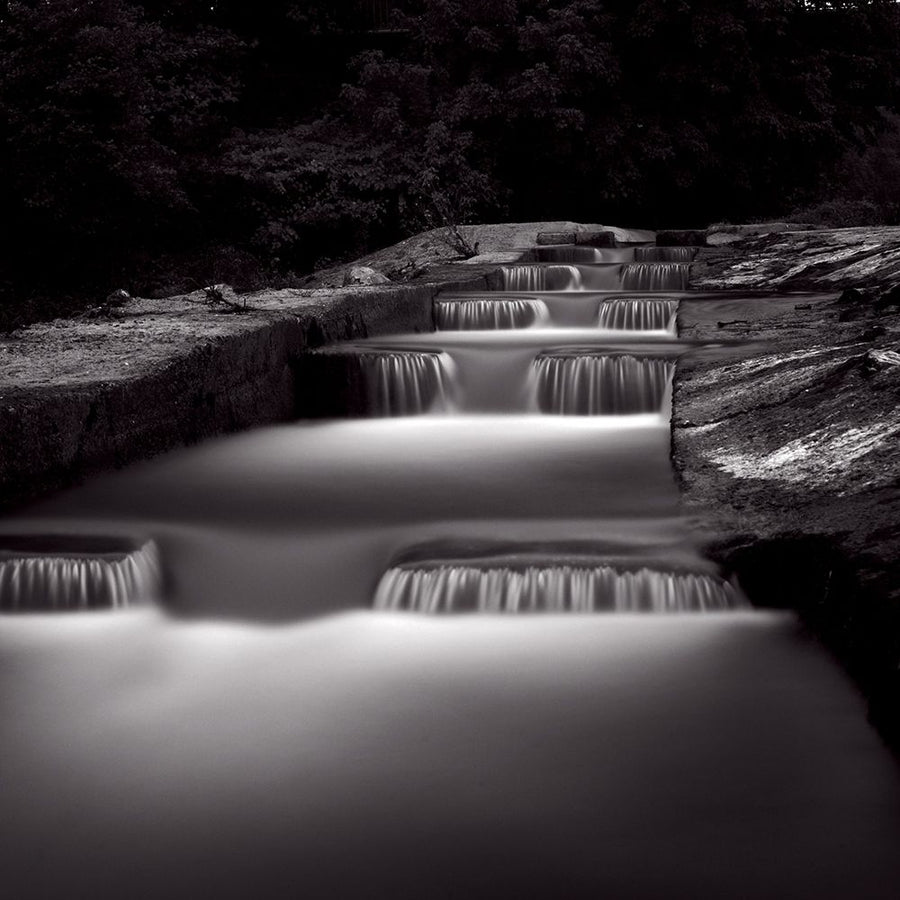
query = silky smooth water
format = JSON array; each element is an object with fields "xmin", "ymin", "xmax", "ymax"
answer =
[
  {"xmin": 598, "ymin": 298, "xmax": 679, "ymax": 332},
  {"xmin": 436, "ymin": 298, "xmax": 549, "ymax": 330},
  {"xmin": 622, "ymin": 262, "xmax": 692, "ymax": 291},
  {"xmin": 533, "ymin": 354, "xmax": 675, "ymax": 415},
  {"xmin": 357, "ymin": 350, "xmax": 456, "ymax": 415},
  {"xmin": 2, "ymin": 244, "xmax": 899, "ymax": 899},
  {"xmin": 501, "ymin": 263, "xmax": 584, "ymax": 291},
  {"xmin": 375, "ymin": 564, "xmax": 743, "ymax": 612},
  {"xmin": 0, "ymin": 544, "xmax": 159, "ymax": 610},
  {"xmin": 634, "ymin": 246, "xmax": 696, "ymax": 262}
]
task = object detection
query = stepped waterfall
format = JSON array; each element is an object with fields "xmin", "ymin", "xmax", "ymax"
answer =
[
  {"xmin": 436, "ymin": 298, "xmax": 548, "ymax": 330},
  {"xmin": 634, "ymin": 246, "xmax": 696, "ymax": 262},
  {"xmin": 501, "ymin": 264, "xmax": 583, "ymax": 291},
  {"xmin": 374, "ymin": 564, "xmax": 743, "ymax": 613},
  {"xmin": 598, "ymin": 298, "xmax": 679, "ymax": 331},
  {"xmin": 0, "ymin": 540, "xmax": 160, "ymax": 610},
  {"xmin": 622, "ymin": 262, "xmax": 691, "ymax": 291},
  {"xmin": 532, "ymin": 246, "xmax": 604, "ymax": 263},
  {"xmin": 6, "ymin": 232, "xmax": 899, "ymax": 900},
  {"xmin": 534, "ymin": 354, "xmax": 674, "ymax": 415},
  {"xmin": 357, "ymin": 350, "xmax": 455, "ymax": 415}
]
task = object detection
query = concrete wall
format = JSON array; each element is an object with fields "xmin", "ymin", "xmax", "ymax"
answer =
[{"xmin": 0, "ymin": 278, "xmax": 487, "ymax": 511}]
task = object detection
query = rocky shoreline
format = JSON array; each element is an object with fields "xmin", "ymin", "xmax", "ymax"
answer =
[{"xmin": 674, "ymin": 227, "xmax": 900, "ymax": 749}]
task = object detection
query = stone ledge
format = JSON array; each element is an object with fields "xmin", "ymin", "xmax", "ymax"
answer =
[
  {"xmin": 0, "ymin": 274, "xmax": 481, "ymax": 511},
  {"xmin": 673, "ymin": 288, "xmax": 900, "ymax": 750},
  {"xmin": 692, "ymin": 226, "xmax": 900, "ymax": 291}
]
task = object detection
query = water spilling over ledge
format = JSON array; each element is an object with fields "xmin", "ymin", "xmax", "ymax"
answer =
[
  {"xmin": 634, "ymin": 246, "xmax": 697, "ymax": 263},
  {"xmin": 532, "ymin": 246, "xmax": 604, "ymax": 263},
  {"xmin": 598, "ymin": 298, "xmax": 679, "ymax": 332},
  {"xmin": 358, "ymin": 350, "xmax": 456, "ymax": 416},
  {"xmin": 534, "ymin": 353, "xmax": 675, "ymax": 414},
  {"xmin": 374, "ymin": 563, "xmax": 744, "ymax": 613},
  {"xmin": 5, "ymin": 223, "xmax": 900, "ymax": 897},
  {"xmin": 0, "ymin": 536, "xmax": 160, "ymax": 611},
  {"xmin": 436, "ymin": 298, "xmax": 549, "ymax": 330},
  {"xmin": 501, "ymin": 264, "xmax": 583, "ymax": 291},
  {"xmin": 622, "ymin": 263, "xmax": 691, "ymax": 291}
]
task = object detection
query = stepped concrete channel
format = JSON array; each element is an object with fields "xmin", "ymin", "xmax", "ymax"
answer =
[{"xmin": 2, "ymin": 223, "xmax": 900, "ymax": 898}]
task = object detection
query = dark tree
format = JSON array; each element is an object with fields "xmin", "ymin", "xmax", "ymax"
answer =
[{"xmin": 0, "ymin": 0, "xmax": 241, "ymax": 294}]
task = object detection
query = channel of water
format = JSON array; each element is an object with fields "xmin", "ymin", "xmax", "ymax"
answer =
[{"xmin": 2, "ymin": 244, "xmax": 900, "ymax": 898}]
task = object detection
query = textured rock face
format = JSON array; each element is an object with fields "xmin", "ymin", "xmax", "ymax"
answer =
[
  {"xmin": 343, "ymin": 266, "xmax": 392, "ymax": 286},
  {"xmin": 673, "ymin": 279, "xmax": 900, "ymax": 746},
  {"xmin": 0, "ymin": 282, "xmax": 441, "ymax": 509},
  {"xmin": 536, "ymin": 231, "xmax": 577, "ymax": 245},
  {"xmin": 692, "ymin": 226, "xmax": 900, "ymax": 290},
  {"xmin": 705, "ymin": 222, "xmax": 815, "ymax": 246}
]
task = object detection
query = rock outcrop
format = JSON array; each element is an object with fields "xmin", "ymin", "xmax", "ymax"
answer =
[
  {"xmin": 343, "ymin": 266, "xmax": 392, "ymax": 286},
  {"xmin": 692, "ymin": 225, "xmax": 900, "ymax": 291},
  {"xmin": 674, "ymin": 228, "xmax": 900, "ymax": 747}
]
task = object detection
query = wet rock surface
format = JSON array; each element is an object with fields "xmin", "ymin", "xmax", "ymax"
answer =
[
  {"xmin": 674, "ymin": 239, "xmax": 900, "ymax": 747},
  {"xmin": 692, "ymin": 225, "xmax": 900, "ymax": 291}
]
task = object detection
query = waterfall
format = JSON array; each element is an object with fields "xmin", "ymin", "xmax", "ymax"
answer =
[
  {"xmin": 534, "ymin": 354, "xmax": 675, "ymax": 414},
  {"xmin": 0, "ymin": 541, "xmax": 161, "ymax": 611},
  {"xmin": 436, "ymin": 299, "xmax": 549, "ymax": 330},
  {"xmin": 532, "ymin": 247, "xmax": 603, "ymax": 263},
  {"xmin": 621, "ymin": 263, "xmax": 691, "ymax": 291},
  {"xmin": 598, "ymin": 299, "xmax": 679, "ymax": 332},
  {"xmin": 634, "ymin": 247, "xmax": 696, "ymax": 263},
  {"xmin": 501, "ymin": 265, "xmax": 582, "ymax": 291},
  {"xmin": 358, "ymin": 351, "xmax": 455, "ymax": 416},
  {"xmin": 374, "ymin": 564, "xmax": 744, "ymax": 613}
]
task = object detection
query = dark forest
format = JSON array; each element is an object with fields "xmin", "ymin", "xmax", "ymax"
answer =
[{"xmin": 3, "ymin": 0, "xmax": 900, "ymax": 320}]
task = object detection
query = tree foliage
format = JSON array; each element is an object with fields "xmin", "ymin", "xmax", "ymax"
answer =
[
  {"xmin": 2, "ymin": 0, "xmax": 900, "ymax": 320},
  {"xmin": 0, "ymin": 0, "xmax": 241, "ymax": 291},
  {"xmin": 304, "ymin": 0, "xmax": 900, "ymax": 231}
]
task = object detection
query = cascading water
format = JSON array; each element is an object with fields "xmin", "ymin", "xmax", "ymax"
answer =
[
  {"xmin": 358, "ymin": 350, "xmax": 455, "ymax": 415},
  {"xmin": 533, "ymin": 354, "xmax": 675, "ymax": 414},
  {"xmin": 374, "ymin": 564, "xmax": 744, "ymax": 613},
  {"xmin": 532, "ymin": 246, "xmax": 603, "ymax": 263},
  {"xmin": 634, "ymin": 247, "xmax": 697, "ymax": 263},
  {"xmin": 598, "ymin": 298, "xmax": 679, "ymax": 332},
  {"xmin": 436, "ymin": 298, "xmax": 549, "ymax": 330},
  {"xmin": 7, "ymin": 227, "xmax": 900, "ymax": 900},
  {"xmin": 622, "ymin": 263, "xmax": 691, "ymax": 291},
  {"xmin": 0, "ymin": 540, "xmax": 160, "ymax": 611},
  {"xmin": 502, "ymin": 265, "xmax": 582, "ymax": 291}
]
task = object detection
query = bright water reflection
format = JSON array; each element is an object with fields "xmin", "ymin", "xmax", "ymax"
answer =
[{"xmin": 2, "ymin": 611, "xmax": 900, "ymax": 898}]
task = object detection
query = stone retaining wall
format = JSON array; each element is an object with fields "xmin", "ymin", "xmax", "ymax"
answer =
[{"xmin": 0, "ymin": 276, "xmax": 494, "ymax": 511}]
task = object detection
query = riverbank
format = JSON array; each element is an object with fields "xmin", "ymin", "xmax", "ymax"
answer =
[
  {"xmin": 0, "ymin": 222, "xmax": 629, "ymax": 510},
  {"xmin": 673, "ymin": 226, "xmax": 900, "ymax": 747}
]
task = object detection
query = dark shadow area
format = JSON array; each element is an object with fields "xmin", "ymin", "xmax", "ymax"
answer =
[{"xmin": 708, "ymin": 533, "xmax": 900, "ymax": 754}]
